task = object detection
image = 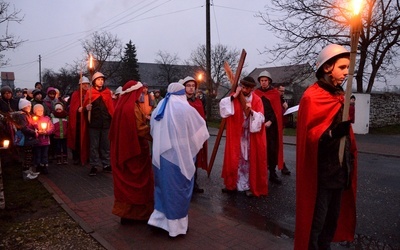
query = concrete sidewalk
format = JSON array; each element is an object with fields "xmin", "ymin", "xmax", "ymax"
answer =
[{"xmin": 39, "ymin": 130, "xmax": 399, "ymax": 249}]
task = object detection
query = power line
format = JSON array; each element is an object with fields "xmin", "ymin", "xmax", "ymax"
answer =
[{"xmin": 7, "ymin": 1, "xmax": 204, "ymax": 71}]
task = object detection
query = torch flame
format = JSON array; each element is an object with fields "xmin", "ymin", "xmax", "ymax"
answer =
[
  {"xmin": 89, "ymin": 54, "xmax": 93, "ymax": 69},
  {"xmin": 197, "ymin": 73, "xmax": 203, "ymax": 81},
  {"xmin": 351, "ymin": 0, "xmax": 363, "ymax": 15}
]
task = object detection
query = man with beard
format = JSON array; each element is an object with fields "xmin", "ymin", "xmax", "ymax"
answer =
[{"xmin": 219, "ymin": 76, "xmax": 267, "ymax": 197}]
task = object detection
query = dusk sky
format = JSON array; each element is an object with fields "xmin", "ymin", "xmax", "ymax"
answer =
[{"xmin": 2, "ymin": 0, "xmax": 282, "ymax": 89}]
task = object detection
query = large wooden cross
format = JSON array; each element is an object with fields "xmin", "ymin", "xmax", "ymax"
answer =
[{"xmin": 207, "ymin": 49, "xmax": 247, "ymax": 177}]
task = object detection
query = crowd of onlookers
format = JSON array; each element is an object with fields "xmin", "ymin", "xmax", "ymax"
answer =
[{"xmin": 0, "ymin": 82, "xmax": 70, "ymax": 180}]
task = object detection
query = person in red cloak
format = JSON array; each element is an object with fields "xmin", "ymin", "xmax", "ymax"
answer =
[
  {"xmin": 254, "ymin": 70, "xmax": 285, "ymax": 185},
  {"xmin": 181, "ymin": 76, "xmax": 208, "ymax": 193},
  {"xmin": 82, "ymin": 72, "xmax": 114, "ymax": 176},
  {"xmin": 67, "ymin": 76, "xmax": 90, "ymax": 165},
  {"xmin": 219, "ymin": 76, "xmax": 267, "ymax": 197},
  {"xmin": 295, "ymin": 44, "xmax": 358, "ymax": 250},
  {"xmin": 109, "ymin": 80, "xmax": 154, "ymax": 224}
]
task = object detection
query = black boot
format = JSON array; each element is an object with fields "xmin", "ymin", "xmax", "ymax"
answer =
[
  {"xmin": 269, "ymin": 169, "xmax": 282, "ymax": 185},
  {"xmin": 281, "ymin": 163, "xmax": 291, "ymax": 175},
  {"xmin": 56, "ymin": 155, "xmax": 62, "ymax": 165},
  {"xmin": 41, "ymin": 164, "xmax": 49, "ymax": 175},
  {"xmin": 36, "ymin": 164, "xmax": 42, "ymax": 173}
]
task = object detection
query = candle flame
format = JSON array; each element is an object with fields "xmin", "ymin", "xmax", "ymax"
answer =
[
  {"xmin": 351, "ymin": 0, "xmax": 363, "ymax": 15},
  {"xmin": 41, "ymin": 123, "xmax": 48, "ymax": 130},
  {"xmin": 3, "ymin": 140, "xmax": 10, "ymax": 149}
]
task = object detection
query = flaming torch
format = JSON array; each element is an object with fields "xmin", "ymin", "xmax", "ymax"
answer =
[
  {"xmin": 339, "ymin": 0, "xmax": 363, "ymax": 166},
  {"xmin": 87, "ymin": 54, "xmax": 94, "ymax": 122}
]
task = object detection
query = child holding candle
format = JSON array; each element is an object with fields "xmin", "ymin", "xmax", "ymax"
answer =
[
  {"xmin": 51, "ymin": 103, "xmax": 69, "ymax": 165},
  {"xmin": 32, "ymin": 104, "xmax": 54, "ymax": 174},
  {"xmin": 17, "ymin": 99, "xmax": 39, "ymax": 180}
]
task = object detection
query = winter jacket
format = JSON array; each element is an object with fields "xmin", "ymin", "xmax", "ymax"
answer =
[
  {"xmin": 51, "ymin": 111, "xmax": 68, "ymax": 139},
  {"xmin": 33, "ymin": 115, "xmax": 54, "ymax": 146}
]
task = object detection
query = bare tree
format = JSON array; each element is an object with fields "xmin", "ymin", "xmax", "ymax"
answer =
[
  {"xmin": 188, "ymin": 44, "xmax": 240, "ymax": 94},
  {"xmin": 42, "ymin": 66, "xmax": 79, "ymax": 96},
  {"xmin": 0, "ymin": 1, "xmax": 25, "ymax": 66},
  {"xmin": 257, "ymin": 0, "xmax": 400, "ymax": 93},
  {"xmin": 82, "ymin": 31, "xmax": 123, "ymax": 79},
  {"xmin": 154, "ymin": 50, "xmax": 181, "ymax": 83}
]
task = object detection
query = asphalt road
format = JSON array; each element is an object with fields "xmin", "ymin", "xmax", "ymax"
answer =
[{"xmin": 195, "ymin": 136, "xmax": 400, "ymax": 249}]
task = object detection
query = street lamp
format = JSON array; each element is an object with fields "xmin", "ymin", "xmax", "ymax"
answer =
[{"xmin": 339, "ymin": 0, "xmax": 364, "ymax": 165}]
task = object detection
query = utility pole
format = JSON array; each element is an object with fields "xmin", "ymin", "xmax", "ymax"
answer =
[
  {"xmin": 206, "ymin": 0, "xmax": 212, "ymax": 119},
  {"xmin": 38, "ymin": 55, "xmax": 42, "ymax": 83}
]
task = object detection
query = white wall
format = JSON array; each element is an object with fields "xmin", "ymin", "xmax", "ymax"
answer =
[{"xmin": 352, "ymin": 93, "xmax": 370, "ymax": 134}]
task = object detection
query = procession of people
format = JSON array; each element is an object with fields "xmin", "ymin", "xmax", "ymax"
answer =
[{"xmin": 0, "ymin": 44, "xmax": 358, "ymax": 248}]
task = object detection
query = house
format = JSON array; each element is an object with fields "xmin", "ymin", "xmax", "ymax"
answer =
[{"xmin": 1, "ymin": 72, "xmax": 15, "ymax": 89}]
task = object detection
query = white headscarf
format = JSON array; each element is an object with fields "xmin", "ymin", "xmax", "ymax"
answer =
[{"xmin": 151, "ymin": 82, "xmax": 209, "ymax": 180}]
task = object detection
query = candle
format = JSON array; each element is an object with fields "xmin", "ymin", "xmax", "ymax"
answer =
[
  {"xmin": 3, "ymin": 140, "xmax": 9, "ymax": 149},
  {"xmin": 33, "ymin": 116, "xmax": 38, "ymax": 121},
  {"xmin": 41, "ymin": 122, "xmax": 48, "ymax": 131}
]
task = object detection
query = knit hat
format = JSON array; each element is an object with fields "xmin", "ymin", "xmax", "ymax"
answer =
[
  {"xmin": 32, "ymin": 89, "xmax": 43, "ymax": 98},
  {"xmin": 47, "ymin": 87, "xmax": 56, "ymax": 94},
  {"xmin": 54, "ymin": 103, "xmax": 64, "ymax": 111},
  {"xmin": 33, "ymin": 104, "xmax": 44, "ymax": 114},
  {"xmin": 1, "ymin": 86, "xmax": 12, "ymax": 95},
  {"xmin": 19, "ymin": 99, "xmax": 32, "ymax": 110},
  {"xmin": 240, "ymin": 76, "xmax": 256, "ymax": 87}
]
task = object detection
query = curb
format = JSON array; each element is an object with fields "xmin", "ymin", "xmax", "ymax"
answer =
[{"xmin": 39, "ymin": 177, "xmax": 116, "ymax": 250}]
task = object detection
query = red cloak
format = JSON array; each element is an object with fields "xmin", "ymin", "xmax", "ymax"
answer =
[
  {"xmin": 109, "ymin": 81, "xmax": 154, "ymax": 219},
  {"xmin": 295, "ymin": 83, "xmax": 358, "ymax": 249},
  {"xmin": 188, "ymin": 98, "xmax": 208, "ymax": 170},
  {"xmin": 81, "ymin": 87, "xmax": 114, "ymax": 165},
  {"xmin": 254, "ymin": 87, "xmax": 284, "ymax": 170},
  {"xmin": 67, "ymin": 89, "xmax": 85, "ymax": 150},
  {"xmin": 222, "ymin": 93, "xmax": 268, "ymax": 197}
]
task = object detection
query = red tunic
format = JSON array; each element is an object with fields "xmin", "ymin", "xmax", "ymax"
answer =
[
  {"xmin": 295, "ymin": 83, "xmax": 358, "ymax": 249},
  {"xmin": 254, "ymin": 88, "xmax": 284, "ymax": 170},
  {"xmin": 222, "ymin": 93, "xmax": 268, "ymax": 197},
  {"xmin": 81, "ymin": 87, "xmax": 114, "ymax": 164},
  {"xmin": 109, "ymin": 81, "xmax": 154, "ymax": 220},
  {"xmin": 187, "ymin": 98, "xmax": 208, "ymax": 170}
]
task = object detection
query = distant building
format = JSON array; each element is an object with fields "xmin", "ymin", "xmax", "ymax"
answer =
[{"xmin": 1, "ymin": 72, "xmax": 15, "ymax": 89}]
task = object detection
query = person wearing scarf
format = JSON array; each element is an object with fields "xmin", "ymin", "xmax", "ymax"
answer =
[
  {"xmin": 82, "ymin": 72, "xmax": 114, "ymax": 176},
  {"xmin": 295, "ymin": 44, "xmax": 358, "ymax": 250},
  {"xmin": 109, "ymin": 80, "xmax": 154, "ymax": 224},
  {"xmin": 148, "ymin": 82, "xmax": 209, "ymax": 237}
]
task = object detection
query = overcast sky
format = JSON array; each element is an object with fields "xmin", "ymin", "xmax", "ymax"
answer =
[{"xmin": 2, "ymin": 0, "xmax": 284, "ymax": 89}]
